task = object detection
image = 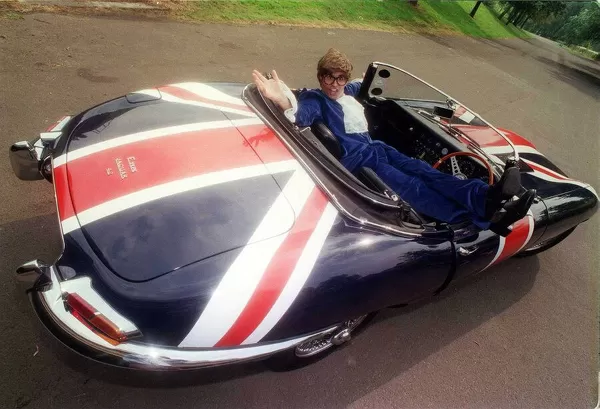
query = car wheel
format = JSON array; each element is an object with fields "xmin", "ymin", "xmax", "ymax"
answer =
[
  {"xmin": 515, "ymin": 227, "xmax": 576, "ymax": 257},
  {"xmin": 265, "ymin": 313, "xmax": 376, "ymax": 371}
]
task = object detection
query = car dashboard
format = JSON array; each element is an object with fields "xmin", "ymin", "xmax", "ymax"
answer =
[{"xmin": 364, "ymin": 98, "xmax": 492, "ymax": 183}]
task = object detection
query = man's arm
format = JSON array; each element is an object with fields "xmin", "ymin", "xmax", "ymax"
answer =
[
  {"xmin": 252, "ymin": 70, "xmax": 292, "ymax": 110},
  {"xmin": 344, "ymin": 78, "xmax": 363, "ymax": 97},
  {"xmin": 252, "ymin": 69, "xmax": 320, "ymax": 125}
]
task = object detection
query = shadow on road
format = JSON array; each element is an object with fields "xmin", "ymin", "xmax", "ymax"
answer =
[
  {"xmin": 420, "ymin": 33, "xmax": 455, "ymax": 50},
  {"xmin": 0, "ymin": 213, "xmax": 64, "ymax": 269},
  {"xmin": 1, "ymin": 213, "xmax": 64, "ymax": 321},
  {"xmin": 534, "ymin": 55, "xmax": 600, "ymax": 99},
  {"xmin": 474, "ymin": 37, "xmax": 530, "ymax": 58}
]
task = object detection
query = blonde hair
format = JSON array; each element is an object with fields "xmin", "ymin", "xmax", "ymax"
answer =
[{"xmin": 317, "ymin": 48, "xmax": 353, "ymax": 77}]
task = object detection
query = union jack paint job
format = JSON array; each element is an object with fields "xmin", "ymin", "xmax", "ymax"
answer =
[{"xmin": 11, "ymin": 76, "xmax": 597, "ymax": 370}]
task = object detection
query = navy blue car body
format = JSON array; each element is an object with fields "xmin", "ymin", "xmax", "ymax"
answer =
[{"xmin": 10, "ymin": 63, "xmax": 597, "ymax": 369}]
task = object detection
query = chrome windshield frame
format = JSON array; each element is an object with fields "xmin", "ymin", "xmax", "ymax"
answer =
[{"xmin": 368, "ymin": 62, "xmax": 519, "ymax": 163}]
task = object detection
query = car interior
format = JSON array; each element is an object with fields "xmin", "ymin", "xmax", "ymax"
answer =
[
  {"xmin": 304, "ymin": 94, "xmax": 495, "ymax": 224},
  {"xmin": 247, "ymin": 70, "xmax": 499, "ymax": 231},
  {"xmin": 308, "ymin": 96, "xmax": 493, "ymax": 184}
]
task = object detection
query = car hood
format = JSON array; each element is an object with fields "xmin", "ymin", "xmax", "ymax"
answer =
[
  {"xmin": 60, "ymin": 83, "xmax": 298, "ymax": 282},
  {"xmin": 453, "ymin": 125, "xmax": 596, "ymax": 199}
]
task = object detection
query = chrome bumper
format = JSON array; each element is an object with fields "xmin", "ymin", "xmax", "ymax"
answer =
[
  {"xmin": 9, "ymin": 140, "xmax": 45, "ymax": 181},
  {"xmin": 9, "ymin": 116, "xmax": 71, "ymax": 181},
  {"xmin": 24, "ymin": 263, "xmax": 332, "ymax": 370}
]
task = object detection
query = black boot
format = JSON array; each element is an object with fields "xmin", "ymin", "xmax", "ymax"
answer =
[
  {"xmin": 489, "ymin": 189, "xmax": 536, "ymax": 237},
  {"xmin": 484, "ymin": 166, "xmax": 522, "ymax": 219}
]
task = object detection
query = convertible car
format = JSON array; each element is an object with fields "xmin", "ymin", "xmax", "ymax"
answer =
[{"xmin": 10, "ymin": 62, "xmax": 598, "ymax": 370}]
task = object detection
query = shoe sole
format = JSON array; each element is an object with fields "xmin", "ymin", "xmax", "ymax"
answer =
[{"xmin": 497, "ymin": 190, "xmax": 536, "ymax": 226}]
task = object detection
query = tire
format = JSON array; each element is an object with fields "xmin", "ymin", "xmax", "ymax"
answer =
[
  {"xmin": 265, "ymin": 312, "xmax": 377, "ymax": 371},
  {"xmin": 515, "ymin": 227, "xmax": 576, "ymax": 257}
]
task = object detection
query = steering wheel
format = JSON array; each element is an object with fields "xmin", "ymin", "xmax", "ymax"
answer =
[{"xmin": 433, "ymin": 152, "xmax": 494, "ymax": 185}]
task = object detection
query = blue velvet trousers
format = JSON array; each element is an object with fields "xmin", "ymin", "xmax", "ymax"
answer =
[{"xmin": 348, "ymin": 143, "xmax": 490, "ymax": 229}]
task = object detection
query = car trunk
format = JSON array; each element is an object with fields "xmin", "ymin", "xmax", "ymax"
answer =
[{"xmin": 61, "ymin": 89, "xmax": 297, "ymax": 282}]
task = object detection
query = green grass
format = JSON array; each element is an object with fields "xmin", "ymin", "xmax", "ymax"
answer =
[
  {"xmin": 0, "ymin": 10, "xmax": 24, "ymax": 20},
  {"xmin": 421, "ymin": 1, "xmax": 528, "ymax": 38},
  {"xmin": 182, "ymin": 0, "xmax": 529, "ymax": 38}
]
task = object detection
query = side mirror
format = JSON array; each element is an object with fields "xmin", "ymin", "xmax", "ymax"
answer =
[{"xmin": 9, "ymin": 141, "xmax": 43, "ymax": 181}]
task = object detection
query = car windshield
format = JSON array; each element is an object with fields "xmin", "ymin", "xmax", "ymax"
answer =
[{"xmin": 363, "ymin": 62, "xmax": 519, "ymax": 164}]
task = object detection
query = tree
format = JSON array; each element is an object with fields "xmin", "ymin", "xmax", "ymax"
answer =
[
  {"xmin": 499, "ymin": 1, "xmax": 567, "ymax": 27},
  {"xmin": 519, "ymin": 14, "xmax": 531, "ymax": 29},
  {"xmin": 470, "ymin": 1, "xmax": 483, "ymax": 18},
  {"xmin": 506, "ymin": 5, "xmax": 526, "ymax": 26},
  {"xmin": 498, "ymin": 2, "xmax": 513, "ymax": 20},
  {"xmin": 520, "ymin": 1, "xmax": 600, "ymax": 52}
]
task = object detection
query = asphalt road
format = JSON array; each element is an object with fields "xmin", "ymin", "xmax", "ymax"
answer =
[{"xmin": 1, "ymin": 13, "xmax": 599, "ymax": 409}]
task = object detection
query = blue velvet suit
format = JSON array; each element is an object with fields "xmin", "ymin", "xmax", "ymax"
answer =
[{"xmin": 292, "ymin": 81, "xmax": 491, "ymax": 229}]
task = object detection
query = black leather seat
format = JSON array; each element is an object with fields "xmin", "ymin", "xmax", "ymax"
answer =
[
  {"xmin": 288, "ymin": 89, "xmax": 343, "ymax": 160},
  {"xmin": 310, "ymin": 122, "xmax": 399, "ymax": 200},
  {"xmin": 310, "ymin": 121, "xmax": 435, "ymax": 226},
  {"xmin": 310, "ymin": 122, "xmax": 343, "ymax": 160},
  {"xmin": 356, "ymin": 167, "xmax": 398, "ymax": 201}
]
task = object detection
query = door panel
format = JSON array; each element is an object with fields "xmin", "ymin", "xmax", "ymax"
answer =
[
  {"xmin": 452, "ymin": 225, "xmax": 502, "ymax": 282},
  {"xmin": 261, "ymin": 226, "xmax": 455, "ymax": 342}
]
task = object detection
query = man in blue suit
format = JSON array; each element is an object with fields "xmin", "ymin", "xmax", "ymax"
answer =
[{"xmin": 253, "ymin": 49, "xmax": 535, "ymax": 236}]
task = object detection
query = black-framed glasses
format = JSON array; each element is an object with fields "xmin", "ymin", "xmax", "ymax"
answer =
[{"xmin": 321, "ymin": 73, "xmax": 349, "ymax": 86}]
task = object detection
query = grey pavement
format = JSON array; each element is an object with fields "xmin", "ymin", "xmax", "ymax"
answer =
[{"xmin": 0, "ymin": 13, "xmax": 598, "ymax": 409}]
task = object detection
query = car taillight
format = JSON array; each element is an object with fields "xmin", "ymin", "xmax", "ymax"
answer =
[{"xmin": 64, "ymin": 293, "xmax": 128, "ymax": 344}]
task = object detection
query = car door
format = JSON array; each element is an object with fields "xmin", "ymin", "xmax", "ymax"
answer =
[
  {"xmin": 450, "ymin": 223, "xmax": 504, "ymax": 282},
  {"xmin": 382, "ymin": 227, "xmax": 457, "ymax": 305}
]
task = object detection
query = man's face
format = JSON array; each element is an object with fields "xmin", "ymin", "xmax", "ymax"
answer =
[{"xmin": 318, "ymin": 70, "xmax": 348, "ymax": 100}]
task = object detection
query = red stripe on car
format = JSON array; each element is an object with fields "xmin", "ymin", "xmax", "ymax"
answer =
[
  {"xmin": 64, "ymin": 126, "xmax": 289, "ymax": 218},
  {"xmin": 525, "ymin": 161, "xmax": 569, "ymax": 181},
  {"xmin": 236, "ymin": 124, "xmax": 295, "ymax": 163},
  {"xmin": 498, "ymin": 128, "xmax": 537, "ymax": 149},
  {"xmin": 492, "ymin": 216, "xmax": 533, "ymax": 265},
  {"xmin": 53, "ymin": 164, "xmax": 76, "ymax": 221},
  {"xmin": 214, "ymin": 188, "xmax": 329, "ymax": 347},
  {"xmin": 452, "ymin": 125, "xmax": 537, "ymax": 149}
]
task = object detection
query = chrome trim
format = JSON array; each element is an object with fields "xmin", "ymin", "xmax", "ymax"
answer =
[
  {"xmin": 16, "ymin": 259, "xmax": 53, "ymax": 291},
  {"xmin": 16, "ymin": 259, "xmax": 48, "ymax": 275},
  {"xmin": 242, "ymin": 84, "xmax": 423, "ymax": 238},
  {"xmin": 16, "ymin": 259, "xmax": 49, "ymax": 283},
  {"xmin": 10, "ymin": 116, "xmax": 71, "ymax": 181},
  {"xmin": 31, "ymin": 138, "xmax": 47, "ymax": 164},
  {"xmin": 40, "ymin": 156, "xmax": 53, "ymax": 182},
  {"xmin": 369, "ymin": 62, "xmax": 519, "ymax": 162},
  {"xmin": 295, "ymin": 314, "xmax": 368, "ymax": 357},
  {"xmin": 60, "ymin": 276, "xmax": 140, "ymax": 336},
  {"xmin": 9, "ymin": 140, "xmax": 44, "ymax": 181},
  {"xmin": 39, "ymin": 131, "xmax": 62, "ymax": 143},
  {"xmin": 457, "ymin": 246, "xmax": 478, "ymax": 256},
  {"xmin": 31, "ymin": 266, "xmax": 338, "ymax": 370},
  {"xmin": 331, "ymin": 328, "xmax": 351, "ymax": 345}
]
